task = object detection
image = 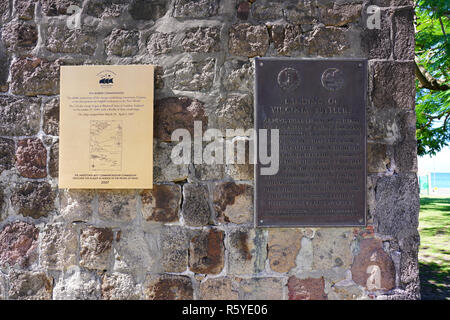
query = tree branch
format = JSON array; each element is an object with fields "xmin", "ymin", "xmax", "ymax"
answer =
[{"xmin": 415, "ymin": 57, "xmax": 450, "ymax": 91}]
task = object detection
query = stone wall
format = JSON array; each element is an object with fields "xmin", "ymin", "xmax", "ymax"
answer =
[{"xmin": 0, "ymin": 0, "xmax": 419, "ymax": 300}]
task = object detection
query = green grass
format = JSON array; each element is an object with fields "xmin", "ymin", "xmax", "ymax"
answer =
[{"xmin": 419, "ymin": 196, "xmax": 450, "ymax": 300}]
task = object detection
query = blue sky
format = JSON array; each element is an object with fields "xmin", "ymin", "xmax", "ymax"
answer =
[{"xmin": 418, "ymin": 146, "xmax": 450, "ymax": 173}]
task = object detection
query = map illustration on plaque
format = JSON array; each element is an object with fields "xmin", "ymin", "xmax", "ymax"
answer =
[
  {"xmin": 89, "ymin": 120, "xmax": 123, "ymax": 171},
  {"xmin": 255, "ymin": 58, "xmax": 367, "ymax": 227}
]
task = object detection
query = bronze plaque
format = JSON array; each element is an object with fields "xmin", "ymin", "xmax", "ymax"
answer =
[{"xmin": 255, "ymin": 58, "xmax": 367, "ymax": 227}]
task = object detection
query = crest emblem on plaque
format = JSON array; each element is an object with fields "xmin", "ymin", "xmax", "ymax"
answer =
[
  {"xmin": 277, "ymin": 67, "xmax": 301, "ymax": 91},
  {"xmin": 321, "ymin": 68, "xmax": 344, "ymax": 91}
]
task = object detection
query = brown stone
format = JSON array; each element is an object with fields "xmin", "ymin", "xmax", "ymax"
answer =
[
  {"xmin": 10, "ymin": 57, "xmax": 60, "ymax": 96},
  {"xmin": 312, "ymin": 229, "xmax": 354, "ymax": 270},
  {"xmin": 228, "ymin": 23, "xmax": 269, "ymax": 57},
  {"xmin": 59, "ymin": 189, "xmax": 94, "ymax": 222},
  {"xmin": 173, "ymin": 0, "xmax": 219, "ymax": 18},
  {"xmin": 8, "ymin": 271, "xmax": 52, "ymax": 300},
  {"xmin": 189, "ymin": 228, "xmax": 225, "ymax": 274},
  {"xmin": 351, "ymin": 238, "xmax": 395, "ymax": 291},
  {"xmin": 80, "ymin": 226, "xmax": 113, "ymax": 270},
  {"xmin": 154, "ymin": 96, "xmax": 207, "ymax": 142},
  {"xmin": 215, "ymin": 94, "xmax": 253, "ymax": 131},
  {"xmin": 43, "ymin": 98, "xmax": 59, "ymax": 136},
  {"xmin": 15, "ymin": 138, "xmax": 47, "ymax": 179},
  {"xmin": 141, "ymin": 184, "xmax": 181, "ymax": 222},
  {"xmin": 0, "ymin": 221, "xmax": 38, "ymax": 268},
  {"xmin": 2, "ymin": 21, "xmax": 38, "ymax": 51},
  {"xmin": 49, "ymin": 141, "xmax": 58, "ymax": 178},
  {"xmin": 213, "ymin": 182, "xmax": 253, "ymax": 224},
  {"xmin": 182, "ymin": 183, "xmax": 211, "ymax": 227},
  {"xmin": 144, "ymin": 275, "xmax": 193, "ymax": 300},
  {"xmin": 46, "ymin": 22, "xmax": 97, "ymax": 55},
  {"xmin": 237, "ymin": 2, "xmax": 250, "ymax": 20},
  {"xmin": 270, "ymin": 24, "xmax": 304, "ymax": 56},
  {"xmin": 228, "ymin": 228, "xmax": 267, "ymax": 275},
  {"xmin": 288, "ymin": 276, "xmax": 327, "ymax": 300},
  {"xmin": 15, "ymin": 0, "xmax": 36, "ymax": 20},
  {"xmin": 11, "ymin": 181, "xmax": 55, "ymax": 219},
  {"xmin": 199, "ymin": 277, "xmax": 238, "ymax": 300},
  {"xmin": 128, "ymin": 0, "xmax": 167, "ymax": 21},
  {"xmin": 0, "ymin": 138, "xmax": 15, "ymax": 174},
  {"xmin": 147, "ymin": 32, "xmax": 175, "ymax": 55},
  {"xmin": 182, "ymin": 27, "xmax": 220, "ymax": 53},
  {"xmin": 268, "ymin": 229, "xmax": 302, "ymax": 273},
  {"xmin": 362, "ymin": 8, "xmax": 392, "ymax": 59}
]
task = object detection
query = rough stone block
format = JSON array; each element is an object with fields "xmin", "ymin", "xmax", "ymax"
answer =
[
  {"xmin": 318, "ymin": 2, "xmax": 362, "ymax": 27},
  {"xmin": 228, "ymin": 24, "xmax": 269, "ymax": 57},
  {"xmin": 351, "ymin": 238, "xmax": 395, "ymax": 291},
  {"xmin": 147, "ymin": 32, "xmax": 176, "ymax": 55},
  {"xmin": 393, "ymin": 7, "xmax": 414, "ymax": 60},
  {"xmin": 128, "ymin": 0, "xmax": 167, "ymax": 21},
  {"xmin": 80, "ymin": 226, "xmax": 113, "ymax": 270},
  {"xmin": 287, "ymin": 276, "xmax": 327, "ymax": 300},
  {"xmin": 101, "ymin": 273, "xmax": 141, "ymax": 300},
  {"xmin": 222, "ymin": 60, "xmax": 254, "ymax": 92},
  {"xmin": 8, "ymin": 271, "xmax": 52, "ymax": 300},
  {"xmin": 105, "ymin": 29, "xmax": 139, "ymax": 57},
  {"xmin": 182, "ymin": 183, "xmax": 211, "ymax": 227},
  {"xmin": 268, "ymin": 229, "xmax": 302, "ymax": 273},
  {"xmin": 144, "ymin": 274, "xmax": 193, "ymax": 300},
  {"xmin": 312, "ymin": 228, "xmax": 354, "ymax": 270},
  {"xmin": 15, "ymin": 138, "xmax": 47, "ymax": 179},
  {"xmin": 53, "ymin": 266, "xmax": 101, "ymax": 300},
  {"xmin": 49, "ymin": 141, "xmax": 58, "ymax": 178},
  {"xmin": 171, "ymin": 58, "xmax": 215, "ymax": 91},
  {"xmin": 46, "ymin": 22, "xmax": 97, "ymax": 55},
  {"xmin": 40, "ymin": 223, "xmax": 78, "ymax": 270},
  {"xmin": 173, "ymin": 0, "xmax": 219, "ymax": 18},
  {"xmin": 228, "ymin": 227, "xmax": 267, "ymax": 275},
  {"xmin": 362, "ymin": 8, "xmax": 392, "ymax": 59},
  {"xmin": 153, "ymin": 141, "xmax": 189, "ymax": 182},
  {"xmin": 160, "ymin": 226, "xmax": 189, "ymax": 273},
  {"xmin": 15, "ymin": 0, "xmax": 36, "ymax": 20},
  {"xmin": 43, "ymin": 98, "xmax": 59, "ymax": 136},
  {"xmin": 0, "ymin": 96, "xmax": 41, "ymax": 136},
  {"xmin": 41, "ymin": 0, "xmax": 83, "ymax": 16},
  {"xmin": 2, "ymin": 20, "xmax": 38, "ymax": 52},
  {"xmin": 182, "ymin": 27, "xmax": 221, "ymax": 53},
  {"xmin": 251, "ymin": 1, "xmax": 284, "ymax": 21},
  {"xmin": 98, "ymin": 190, "xmax": 137, "ymax": 223},
  {"xmin": 306, "ymin": 26, "xmax": 350, "ymax": 56},
  {"xmin": 285, "ymin": 1, "xmax": 319, "ymax": 24},
  {"xmin": 0, "ymin": 138, "xmax": 15, "ymax": 173},
  {"xmin": 189, "ymin": 228, "xmax": 225, "ymax": 274},
  {"xmin": 0, "ymin": 221, "xmax": 39, "ymax": 269},
  {"xmin": 140, "ymin": 184, "xmax": 181, "ymax": 223},
  {"xmin": 213, "ymin": 182, "xmax": 253, "ymax": 224},
  {"xmin": 10, "ymin": 57, "xmax": 60, "ymax": 96},
  {"xmin": 270, "ymin": 24, "xmax": 304, "ymax": 56},
  {"xmin": 11, "ymin": 181, "xmax": 56, "ymax": 219},
  {"xmin": 238, "ymin": 277, "xmax": 283, "ymax": 300},
  {"xmin": 59, "ymin": 189, "xmax": 94, "ymax": 222},
  {"xmin": 199, "ymin": 277, "xmax": 238, "ymax": 300},
  {"xmin": 367, "ymin": 143, "xmax": 390, "ymax": 173},
  {"xmin": 215, "ymin": 94, "xmax": 253, "ymax": 131}
]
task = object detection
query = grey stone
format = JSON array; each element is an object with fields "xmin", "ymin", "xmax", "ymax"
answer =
[
  {"xmin": 173, "ymin": 0, "xmax": 219, "ymax": 18},
  {"xmin": 228, "ymin": 24, "xmax": 269, "ymax": 57},
  {"xmin": 105, "ymin": 29, "xmax": 140, "ymax": 57},
  {"xmin": 182, "ymin": 183, "xmax": 211, "ymax": 226},
  {"xmin": 0, "ymin": 138, "xmax": 15, "ymax": 173},
  {"xmin": 147, "ymin": 32, "xmax": 176, "ymax": 55},
  {"xmin": 171, "ymin": 58, "xmax": 215, "ymax": 91},
  {"xmin": 43, "ymin": 98, "xmax": 59, "ymax": 136},
  {"xmin": 53, "ymin": 266, "xmax": 101, "ymax": 300},
  {"xmin": 161, "ymin": 226, "xmax": 189, "ymax": 273},
  {"xmin": 40, "ymin": 224, "xmax": 78, "ymax": 270},
  {"xmin": 59, "ymin": 189, "xmax": 94, "ymax": 222},
  {"xmin": 15, "ymin": 0, "xmax": 36, "ymax": 20},
  {"xmin": 8, "ymin": 271, "xmax": 52, "ymax": 300},
  {"xmin": 0, "ymin": 96, "xmax": 41, "ymax": 136},
  {"xmin": 182, "ymin": 27, "xmax": 221, "ymax": 53},
  {"xmin": 238, "ymin": 277, "xmax": 283, "ymax": 300},
  {"xmin": 128, "ymin": 0, "xmax": 167, "ymax": 20},
  {"xmin": 46, "ymin": 22, "xmax": 97, "ymax": 55},
  {"xmin": 11, "ymin": 181, "xmax": 56, "ymax": 219},
  {"xmin": 215, "ymin": 94, "xmax": 253, "ymax": 131},
  {"xmin": 101, "ymin": 273, "xmax": 142, "ymax": 300}
]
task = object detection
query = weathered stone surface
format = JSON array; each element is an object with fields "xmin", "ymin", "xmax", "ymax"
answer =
[
  {"xmin": 228, "ymin": 228, "xmax": 267, "ymax": 275},
  {"xmin": 128, "ymin": 0, "xmax": 167, "ymax": 20},
  {"xmin": 393, "ymin": 7, "xmax": 414, "ymax": 60},
  {"xmin": 153, "ymin": 141, "xmax": 189, "ymax": 182},
  {"xmin": 362, "ymin": 8, "xmax": 392, "ymax": 59},
  {"xmin": 15, "ymin": 0, "xmax": 36, "ymax": 20},
  {"xmin": 155, "ymin": 96, "xmax": 207, "ymax": 142},
  {"xmin": 306, "ymin": 26, "xmax": 350, "ymax": 56},
  {"xmin": 328, "ymin": 282, "xmax": 365, "ymax": 300},
  {"xmin": 238, "ymin": 278, "xmax": 283, "ymax": 300},
  {"xmin": 312, "ymin": 229, "xmax": 354, "ymax": 270},
  {"xmin": 199, "ymin": 277, "xmax": 238, "ymax": 300},
  {"xmin": 171, "ymin": 58, "xmax": 215, "ymax": 91},
  {"xmin": 367, "ymin": 108, "xmax": 401, "ymax": 143},
  {"xmin": 0, "ymin": 1, "xmax": 11, "ymax": 23},
  {"xmin": 84, "ymin": 0, "xmax": 127, "ymax": 19},
  {"xmin": 268, "ymin": 229, "xmax": 302, "ymax": 273},
  {"xmin": 182, "ymin": 183, "xmax": 211, "ymax": 227},
  {"xmin": 213, "ymin": 182, "xmax": 253, "ymax": 224},
  {"xmin": 351, "ymin": 238, "xmax": 395, "ymax": 291},
  {"xmin": 394, "ymin": 138, "xmax": 417, "ymax": 173},
  {"xmin": 0, "ymin": 50, "xmax": 9, "ymax": 92},
  {"xmin": 41, "ymin": 0, "xmax": 83, "ymax": 16},
  {"xmin": 98, "ymin": 190, "xmax": 137, "ymax": 223},
  {"xmin": 251, "ymin": 1, "xmax": 284, "ymax": 21},
  {"xmin": 0, "ymin": 273, "xmax": 5, "ymax": 299},
  {"xmin": 173, "ymin": 0, "xmax": 219, "ymax": 18},
  {"xmin": 40, "ymin": 224, "xmax": 78, "ymax": 270},
  {"xmin": 318, "ymin": 3, "xmax": 362, "ymax": 27},
  {"xmin": 160, "ymin": 226, "xmax": 189, "ymax": 273},
  {"xmin": 370, "ymin": 61, "xmax": 415, "ymax": 110},
  {"xmin": 285, "ymin": 1, "xmax": 319, "ymax": 24},
  {"xmin": 0, "ymin": 96, "xmax": 41, "ymax": 136},
  {"xmin": 60, "ymin": 189, "xmax": 94, "ymax": 222},
  {"xmin": 226, "ymin": 162, "xmax": 254, "ymax": 181},
  {"xmin": 80, "ymin": 226, "xmax": 113, "ymax": 270},
  {"xmin": 215, "ymin": 94, "xmax": 253, "ymax": 131},
  {"xmin": 48, "ymin": 141, "xmax": 58, "ymax": 178},
  {"xmin": 228, "ymin": 24, "xmax": 269, "ymax": 57},
  {"xmin": 46, "ymin": 22, "xmax": 97, "ymax": 55},
  {"xmin": 15, "ymin": 138, "xmax": 47, "ymax": 179},
  {"xmin": 147, "ymin": 32, "xmax": 176, "ymax": 55},
  {"xmin": 287, "ymin": 276, "xmax": 327, "ymax": 300},
  {"xmin": 0, "ymin": 187, "xmax": 4, "ymax": 220},
  {"xmin": 189, "ymin": 228, "xmax": 224, "ymax": 274},
  {"xmin": 237, "ymin": 1, "xmax": 250, "ymax": 20},
  {"xmin": 43, "ymin": 98, "xmax": 59, "ymax": 136},
  {"xmin": 10, "ymin": 57, "xmax": 60, "ymax": 96},
  {"xmin": 53, "ymin": 266, "xmax": 101, "ymax": 300},
  {"xmin": 0, "ymin": 138, "xmax": 14, "ymax": 173},
  {"xmin": 11, "ymin": 182, "xmax": 55, "ymax": 219},
  {"xmin": 140, "ymin": 184, "xmax": 181, "ymax": 223},
  {"xmin": 0, "ymin": 221, "xmax": 38, "ymax": 268},
  {"xmin": 374, "ymin": 173, "xmax": 419, "ymax": 240},
  {"xmin": 101, "ymin": 273, "xmax": 141, "ymax": 300},
  {"xmin": 182, "ymin": 27, "xmax": 220, "ymax": 53},
  {"xmin": 2, "ymin": 21, "xmax": 38, "ymax": 51},
  {"xmin": 144, "ymin": 275, "xmax": 193, "ymax": 300},
  {"xmin": 8, "ymin": 271, "xmax": 52, "ymax": 300},
  {"xmin": 368, "ymin": 143, "xmax": 390, "ymax": 173},
  {"xmin": 223, "ymin": 60, "xmax": 254, "ymax": 92},
  {"xmin": 270, "ymin": 24, "xmax": 304, "ymax": 55},
  {"xmin": 105, "ymin": 29, "xmax": 139, "ymax": 57}
]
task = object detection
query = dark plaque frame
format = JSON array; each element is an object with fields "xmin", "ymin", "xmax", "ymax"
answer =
[{"xmin": 255, "ymin": 58, "xmax": 367, "ymax": 227}]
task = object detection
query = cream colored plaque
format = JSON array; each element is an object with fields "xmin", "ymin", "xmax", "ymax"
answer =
[{"xmin": 59, "ymin": 65, "xmax": 154, "ymax": 189}]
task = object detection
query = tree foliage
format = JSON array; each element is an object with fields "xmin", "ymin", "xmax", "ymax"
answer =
[{"xmin": 415, "ymin": 0, "xmax": 450, "ymax": 156}]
